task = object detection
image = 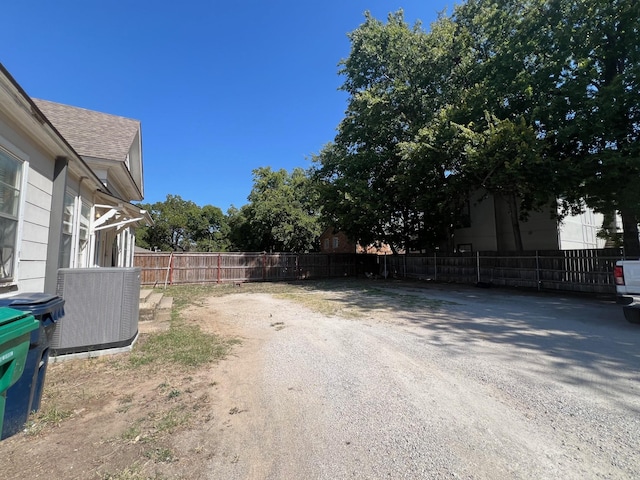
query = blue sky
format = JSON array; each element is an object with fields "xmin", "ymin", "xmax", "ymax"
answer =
[{"xmin": 2, "ymin": 1, "xmax": 451, "ymax": 212}]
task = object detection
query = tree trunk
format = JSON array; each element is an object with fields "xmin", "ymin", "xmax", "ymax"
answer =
[
  {"xmin": 620, "ymin": 208, "xmax": 640, "ymax": 258},
  {"xmin": 506, "ymin": 193, "xmax": 524, "ymax": 252}
]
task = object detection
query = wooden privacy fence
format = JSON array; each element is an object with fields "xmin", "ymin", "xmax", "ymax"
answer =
[
  {"xmin": 135, "ymin": 249, "xmax": 622, "ymax": 294},
  {"xmin": 134, "ymin": 252, "xmax": 369, "ymax": 286}
]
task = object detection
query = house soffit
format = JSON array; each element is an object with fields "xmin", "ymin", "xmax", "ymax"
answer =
[{"xmin": 83, "ymin": 155, "xmax": 142, "ymax": 201}]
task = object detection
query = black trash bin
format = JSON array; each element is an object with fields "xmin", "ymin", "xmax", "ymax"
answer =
[{"xmin": 0, "ymin": 293, "xmax": 64, "ymax": 439}]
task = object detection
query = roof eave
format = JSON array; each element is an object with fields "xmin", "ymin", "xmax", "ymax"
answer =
[{"xmin": 0, "ymin": 63, "xmax": 108, "ymax": 193}]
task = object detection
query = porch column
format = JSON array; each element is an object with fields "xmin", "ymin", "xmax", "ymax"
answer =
[
  {"xmin": 128, "ymin": 229, "xmax": 135, "ymax": 267},
  {"xmin": 117, "ymin": 232, "xmax": 123, "ymax": 267},
  {"xmin": 88, "ymin": 205, "xmax": 96, "ymax": 267},
  {"xmin": 44, "ymin": 156, "xmax": 68, "ymax": 294}
]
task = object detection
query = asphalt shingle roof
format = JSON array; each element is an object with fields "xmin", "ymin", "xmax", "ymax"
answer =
[{"xmin": 33, "ymin": 99, "xmax": 140, "ymax": 162}]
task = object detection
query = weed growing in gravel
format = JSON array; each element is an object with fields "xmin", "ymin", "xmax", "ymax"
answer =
[
  {"xmin": 361, "ymin": 286, "xmax": 452, "ymax": 310},
  {"xmin": 162, "ymin": 278, "xmax": 454, "ymax": 318},
  {"xmin": 275, "ymin": 291, "xmax": 365, "ymax": 318}
]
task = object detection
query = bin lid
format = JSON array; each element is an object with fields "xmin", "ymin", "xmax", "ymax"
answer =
[
  {"xmin": 0, "ymin": 293, "xmax": 65, "ymax": 321},
  {"xmin": 0, "ymin": 307, "xmax": 33, "ymax": 328},
  {"xmin": 0, "ymin": 308, "xmax": 38, "ymax": 344}
]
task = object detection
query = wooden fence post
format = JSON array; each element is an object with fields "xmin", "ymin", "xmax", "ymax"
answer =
[
  {"xmin": 434, "ymin": 252, "xmax": 437, "ymax": 281},
  {"xmin": 536, "ymin": 251, "xmax": 540, "ymax": 291},
  {"xmin": 164, "ymin": 252, "xmax": 173, "ymax": 289},
  {"xmin": 262, "ymin": 252, "xmax": 267, "ymax": 281},
  {"xmin": 217, "ymin": 253, "xmax": 221, "ymax": 284}
]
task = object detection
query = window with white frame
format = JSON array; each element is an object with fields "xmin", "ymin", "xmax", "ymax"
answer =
[
  {"xmin": 60, "ymin": 192, "xmax": 75, "ymax": 268},
  {"xmin": 0, "ymin": 147, "xmax": 22, "ymax": 281}
]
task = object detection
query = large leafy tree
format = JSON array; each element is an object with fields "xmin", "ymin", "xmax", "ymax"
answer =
[
  {"xmin": 320, "ymin": 3, "xmax": 640, "ymax": 254},
  {"xmin": 191, "ymin": 204, "xmax": 230, "ymax": 252},
  {"xmin": 136, "ymin": 194, "xmax": 230, "ymax": 252},
  {"xmin": 229, "ymin": 167, "xmax": 322, "ymax": 252},
  {"xmin": 226, "ymin": 205, "xmax": 259, "ymax": 251},
  {"xmin": 315, "ymin": 11, "xmax": 466, "ymax": 252},
  {"xmin": 460, "ymin": 115, "xmax": 551, "ymax": 250},
  {"xmin": 455, "ymin": 0, "xmax": 640, "ymax": 254},
  {"xmin": 442, "ymin": 0, "xmax": 565, "ymax": 250},
  {"xmin": 541, "ymin": 0, "xmax": 640, "ymax": 255}
]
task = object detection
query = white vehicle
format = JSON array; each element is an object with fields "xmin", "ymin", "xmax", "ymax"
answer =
[{"xmin": 614, "ymin": 260, "xmax": 640, "ymax": 323}]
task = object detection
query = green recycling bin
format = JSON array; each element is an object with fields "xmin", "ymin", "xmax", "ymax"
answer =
[{"xmin": 0, "ymin": 308, "xmax": 38, "ymax": 438}]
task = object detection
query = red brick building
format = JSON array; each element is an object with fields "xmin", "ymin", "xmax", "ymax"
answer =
[
  {"xmin": 319, "ymin": 228, "xmax": 356, "ymax": 254},
  {"xmin": 319, "ymin": 228, "xmax": 396, "ymax": 255}
]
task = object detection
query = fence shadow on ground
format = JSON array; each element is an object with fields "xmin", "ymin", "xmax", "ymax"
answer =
[{"xmin": 285, "ymin": 278, "xmax": 639, "ymax": 414}]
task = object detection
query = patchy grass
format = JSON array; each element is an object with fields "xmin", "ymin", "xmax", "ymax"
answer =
[
  {"xmin": 100, "ymin": 465, "xmax": 148, "ymax": 480},
  {"xmin": 126, "ymin": 283, "xmax": 243, "ymax": 369},
  {"xmin": 275, "ymin": 290, "xmax": 366, "ymax": 318},
  {"xmin": 266, "ymin": 279, "xmax": 454, "ymax": 317},
  {"xmin": 144, "ymin": 446, "xmax": 176, "ymax": 463},
  {"xmin": 158, "ymin": 278, "xmax": 455, "ymax": 320},
  {"xmin": 154, "ymin": 407, "xmax": 192, "ymax": 433},
  {"xmin": 24, "ymin": 404, "xmax": 73, "ymax": 436},
  {"xmin": 21, "ymin": 281, "xmax": 243, "ymax": 478},
  {"xmin": 128, "ymin": 325, "xmax": 239, "ymax": 368},
  {"xmin": 164, "ymin": 282, "xmax": 292, "ymax": 311},
  {"xmin": 121, "ymin": 423, "xmax": 144, "ymax": 442}
]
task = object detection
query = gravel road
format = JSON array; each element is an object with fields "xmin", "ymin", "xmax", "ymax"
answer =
[{"xmin": 202, "ymin": 284, "xmax": 640, "ymax": 479}]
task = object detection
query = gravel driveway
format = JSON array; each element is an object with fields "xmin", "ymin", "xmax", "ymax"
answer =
[{"xmin": 200, "ymin": 283, "xmax": 639, "ymax": 479}]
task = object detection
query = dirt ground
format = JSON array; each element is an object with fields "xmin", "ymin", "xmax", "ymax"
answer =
[
  {"xmin": 0, "ymin": 289, "xmax": 273, "ymax": 480},
  {"xmin": 0, "ymin": 281, "xmax": 637, "ymax": 479}
]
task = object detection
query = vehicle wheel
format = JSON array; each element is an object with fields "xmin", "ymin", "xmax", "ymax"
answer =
[{"xmin": 623, "ymin": 306, "xmax": 640, "ymax": 324}]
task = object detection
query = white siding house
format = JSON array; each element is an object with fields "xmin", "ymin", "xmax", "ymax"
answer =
[
  {"xmin": 34, "ymin": 99, "xmax": 151, "ymax": 271},
  {"xmin": 0, "ymin": 65, "xmax": 100, "ymax": 294},
  {"xmin": 0, "ymin": 63, "xmax": 151, "ymax": 297}
]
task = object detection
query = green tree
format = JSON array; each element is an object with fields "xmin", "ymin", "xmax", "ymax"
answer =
[
  {"xmin": 461, "ymin": 115, "xmax": 552, "ymax": 251},
  {"xmin": 541, "ymin": 0, "xmax": 640, "ymax": 255},
  {"xmin": 441, "ymin": 1, "xmax": 565, "ymax": 250},
  {"xmin": 192, "ymin": 204, "xmax": 231, "ymax": 252},
  {"xmin": 316, "ymin": 11, "xmax": 466, "ymax": 252},
  {"xmin": 229, "ymin": 167, "xmax": 322, "ymax": 252},
  {"xmin": 322, "ymin": 3, "xmax": 640, "ymax": 254},
  {"xmin": 455, "ymin": 0, "xmax": 640, "ymax": 254},
  {"xmin": 226, "ymin": 205, "xmax": 258, "ymax": 251},
  {"xmin": 136, "ymin": 195, "xmax": 230, "ymax": 252}
]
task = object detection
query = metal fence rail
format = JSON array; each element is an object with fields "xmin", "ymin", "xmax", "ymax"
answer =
[
  {"xmin": 386, "ymin": 248, "xmax": 622, "ymax": 294},
  {"xmin": 135, "ymin": 249, "xmax": 622, "ymax": 294}
]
